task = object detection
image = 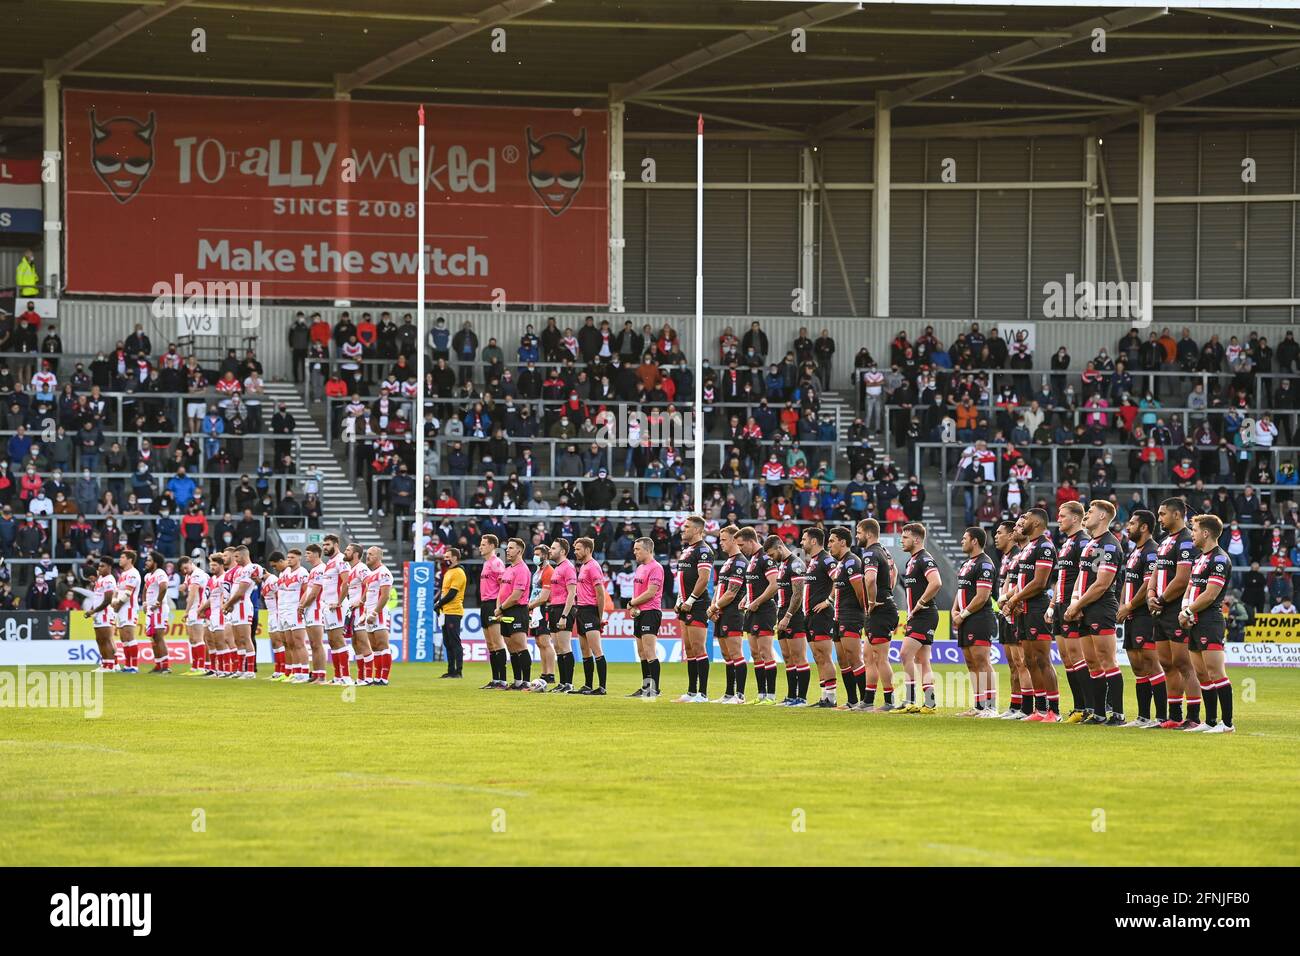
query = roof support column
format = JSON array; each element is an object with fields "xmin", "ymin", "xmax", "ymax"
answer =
[
  {"xmin": 871, "ymin": 102, "xmax": 890, "ymax": 318},
  {"xmin": 799, "ymin": 146, "xmax": 816, "ymax": 317},
  {"xmin": 608, "ymin": 97, "xmax": 626, "ymax": 313},
  {"xmin": 1137, "ymin": 106, "xmax": 1156, "ymax": 326},
  {"xmin": 42, "ymin": 77, "xmax": 60, "ymax": 297},
  {"xmin": 1084, "ymin": 135, "xmax": 1098, "ymax": 318}
]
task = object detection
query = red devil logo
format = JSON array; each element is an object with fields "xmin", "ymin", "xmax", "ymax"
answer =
[
  {"xmin": 526, "ymin": 126, "xmax": 586, "ymax": 217},
  {"xmin": 90, "ymin": 109, "xmax": 156, "ymax": 204}
]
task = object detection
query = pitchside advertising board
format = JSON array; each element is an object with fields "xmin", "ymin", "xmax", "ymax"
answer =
[
  {"xmin": 63, "ymin": 90, "xmax": 609, "ymax": 305},
  {"xmin": 0, "ymin": 158, "xmax": 42, "ymax": 233}
]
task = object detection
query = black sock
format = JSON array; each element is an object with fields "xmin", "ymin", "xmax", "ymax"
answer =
[
  {"xmin": 1066, "ymin": 667, "xmax": 1085, "ymax": 710},
  {"xmin": 786, "ymin": 667, "xmax": 797, "ymax": 699},
  {"xmin": 1169, "ymin": 695, "xmax": 1183, "ymax": 722},
  {"xmin": 1020, "ymin": 691, "xmax": 1034, "ymax": 715},
  {"xmin": 698, "ymin": 658, "xmax": 710, "ymax": 696},
  {"xmin": 1187, "ymin": 695, "xmax": 1201, "ymax": 723},
  {"xmin": 583, "ymin": 656, "xmax": 594, "ymax": 688},
  {"xmin": 595, "ymin": 655, "xmax": 607, "ymax": 689},
  {"xmin": 687, "ymin": 657, "xmax": 698, "ymax": 694},
  {"xmin": 492, "ymin": 648, "xmax": 507, "ymax": 682},
  {"xmin": 650, "ymin": 659, "xmax": 660, "ymax": 691},
  {"xmin": 640, "ymin": 660, "xmax": 648, "ymax": 681},
  {"xmin": 864, "ymin": 682, "xmax": 877, "ymax": 706},
  {"xmin": 735, "ymin": 661, "xmax": 747, "ymax": 696},
  {"xmin": 520, "ymin": 651, "xmax": 531, "ymax": 684},
  {"xmin": 1218, "ymin": 681, "xmax": 1233, "ymax": 726},
  {"xmin": 725, "ymin": 662, "xmax": 736, "ymax": 696},
  {"xmin": 1152, "ymin": 677, "xmax": 1168, "ymax": 720},
  {"xmin": 1136, "ymin": 678, "xmax": 1152, "ymax": 719},
  {"xmin": 562, "ymin": 652, "xmax": 575, "ymax": 685},
  {"xmin": 1090, "ymin": 673, "xmax": 1107, "ymax": 713},
  {"xmin": 842, "ymin": 669, "xmax": 858, "ymax": 705},
  {"xmin": 1202, "ymin": 683, "xmax": 1217, "ymax": 726},
  {"xmin": 797, "ymin": 667, "xmax": 810, "ymax": 699}
]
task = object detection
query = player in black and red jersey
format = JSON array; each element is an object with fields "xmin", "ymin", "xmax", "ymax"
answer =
[
  {"xmin": 1001, "ymin": 508, "xmax": 1060, "ymax": 721},
  {"xmin": 1148, "ymin": 498, "xmax": 1201, "ymax": 729},
  {"xmin": 898, "ymin": 522, "xmax": 942, "ymax": 715},
  {"xmin": 801, "ymin": 527, "xmax": 840, "ymax": 708},
  {"xmin": 1116, "ymin": 509, "xmax": 1167, "ymax": 728},
  {"xmin": 827, "ymin": 526, "xmax": 868, "ymax": 710},
  {"xmin": 952, "ymin": 526, "xmax": 999, "ymax": 717},
  {"xmin": 673, "ymin": 515, "xmax": 714, "ymax": 703},
  {"xmin": 1178, "ymin": 514, "xmax": 1235, "ymax": 734},
  {"xmin": 995, "ymin": 520, "xmax": 1032, "ymax": 719},
  {"xmin": 1048, "ymin": 500, "xmax": 1092, "ymax": 722},
  {"xmin": 708, "ymin": 524, "xmax": 749, "ymax": 703},
  {"xmin": 767, "ymin": 534, "xmax": 810, "ymax": 706},
  {"xmin": 857, "ymin": 518, "xmax": 901, "ymax": 712},
  {"xmin": 738, "ymin": 527, "xmax": 780, "ymax": 704},
  {"xmin": 1065, "ymin": 499, "xmax": 1125, "ymax": 725}
]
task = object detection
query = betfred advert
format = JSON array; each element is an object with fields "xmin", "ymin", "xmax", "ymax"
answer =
[{"xmin": 63, "ymin": 90, "xmax": 609, "ymax": 305}]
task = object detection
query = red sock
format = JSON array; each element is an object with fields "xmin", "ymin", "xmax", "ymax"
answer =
[
  {"xmin": 381, "ymin": 649, "xmax": 392, "ymax": 680},
  {"xmin": 191, "ymin": 644, "xmax": 206, "ymax": 669},
  {"xmin": 123, "ymin": 642, "xmax": 136, "ymax": 667},
  {"xmin": 273, "ymin": 649, "xmax": 285, "ymax": 674},
  {"xmin": 157, "ymin": 655, "xmax": 169, "ymax": 671},
  {"xmin": 335, "ymin": 649, "xmax": 350, "ymax": 679},
  {"xmin": 359, "ymin": 655, "xmax": 371, "ymax": 680}
]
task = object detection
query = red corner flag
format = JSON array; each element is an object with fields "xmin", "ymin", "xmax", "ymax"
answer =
[
  {"xmin": 697, "ymin": 114, "xmax": 703, "ymax": 134},
  {"xmin": 418, "ymin": 104, "xmax": 425, "ymax": 126}
]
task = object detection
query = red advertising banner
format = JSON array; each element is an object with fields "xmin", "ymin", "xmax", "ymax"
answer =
[{"xmin": 63, "ymin": 90, "xmax": 609, "ymax": 305}]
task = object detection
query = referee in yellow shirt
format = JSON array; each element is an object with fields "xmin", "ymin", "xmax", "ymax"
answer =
[{"xmin": 437, "ymin": 549, "xmax": 467, "ymax": 679}]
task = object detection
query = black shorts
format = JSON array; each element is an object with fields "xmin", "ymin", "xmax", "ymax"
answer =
[
  {"xmin": 1188, "ymin": 618, "xmax": 1226, "ymax": 653},
  {"xmin": 866, "ymin": 606, "xmax": 900, "ymax": 644},
  {"xmin": 1123, "ymin": 614, "xmax": 1156, "ymax": 651},
  {"xmin": 744, "ymin": 608, "xmax": 777, "ymax": 637},
  {"xmin": 778, "ymin": 611, "xmax": 807, "ymax": 640},
  {"xmin": 1019, "ymin": 604, "xmax": 1052, "ymax": 642},
  {"xmin": 1053, "ymin": 603, "xmax": 1081, "ymax": 640},
  {"xmin": 497, "ymin": 607, "xmax": 525, "ymax": 637},
  {"xmin": 998, "ymin": 614, "xmax": 1019, "ymax": 645},
  {"xmin": 958, "ymin": 614, "xmax": 994, "ymax": 648},
  {"xmin": 574, "ymin": 605, "xmax": 602, "ymax": 635},
  {"xmin": 807, "ymin": 609, "xmax": 835, "ymax": 642},
  {"xmin": 679, "ymin": 597, "xmax": 709, "ymax": 626},
  {"xmin": 1082, "ymin": 603, "xmax": 1118, "ymax": 639},
  {"xmin": 545, "ymin": 603, "xmax": 570, "ymax": 631},
  {"xmin": 835, "ymin": 616, "xmax": 865, "ymax": 642},
  {"xmin": 719, "ymin": 613, "xmax": 745, "ymax": 638},
  {"xmin": 1153, "ymin": 610, "xmax": 1188, "ymax": 645},
  {"xmin": 903, "ymin": 608, "xmax": 939, "ymax": 645},
  {"xmin": 633, "ymin": 609, "xmax": 662, "ymax": 638},
  {"xmin": 481, "ymin": 599, "xmax": 497, "ymax": 625}
]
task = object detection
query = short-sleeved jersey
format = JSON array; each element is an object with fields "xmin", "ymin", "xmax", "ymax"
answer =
[
  {"xmin": 575, "ymin": 559, "xmax": 604, "ymax": 606},
  {"xmin": 185, "ymin": 568, "xmax": 210, "ymax": 621},
  {"xmin": 1053, "ymin": 530, "xmax": 1087, "ymax": 606},
  {"xmin": 480, "ymin": 554, "xmax": 506, "ymax": 602},
  {"xmin": 675, "ymin": 540, "xmax": 714, "ymax": 603},
  {"xmin": 1152, "ymin": 527, "xmax": 1197, "ymax": 603},
  {"xmin": 237, "ymin": 562, "xmax": 264, "ymax": 606},
  {"xmin": 549, "ymin": 558, "xmax": 576, "ymax": 606},
  {"xmin": 440, "ymin": 565, "xmax": 466, "ymax": 616},
  {"xmin": 144, "ymin": 568, "xmax": 169, "ymax": 610},
  {"xmin": 718, "ymin": 552, "xmax": 746, "ymax": 599},
  {"xmin": 261, "ymin": 571, "xmax": 279, "ymax": 618},
  {"xmin": 777, "ymin": 553, "xmax": 805, "ymax": 614},
  {"xmin": 1122, "ymin": 538, "xmax": 1159, "ymax": 616},
  {"xmin": 832, "ymin": 551, "xmax": 866, "ymax": 616},
  {"xmin": 346, "ymin": 561, "xmax": 365, "ymax": 607},
  {"xmin": 861, "ymin": 542, "xmax": 897, "ymax": 611},
  {"xmin": 498, "ymin": 560, "xmax": 531, "ymax": 607},
  {"xmin": 303, "ymin": 562, "xmax": 326, "ymax": 617},
  {"xmin": 956, "ymin": 551, "xmax": 997, "ymax": 617},
  {"xmin": 801, "ymin": 549, "xmax": 836, "ymax": 614},
  {"xmin": 363, "ymin": 564, "xmax": 393, "ymax": 612},
  {"xmin": 207, "ymin": 573, "xmax": 226, "ymax": 625},
  {"xmin": 902, "ymin": 549, "xmax": 941, "ymax": 614},
  {"xmin": 278, "ymin": 565, "xmax": 306, "ymax": 613},
  {"xmin": 743, "ymin": 551, "xmax": 779, "ymax": 607},
  {"xmin": 1184, "ymin": 547, "xmax": 1230, "ymax": 618},
  {"xmin": 323, "ymin": 553, "xmax": 347, "ymax": 608},
  {"xmin": 999, "ymin": 547, "xmax": 1020, "ymax": 598},
  {"xmin": 1016, "ymin": 534, "xmax": 1057, "ymax": 608},
  {"xmin": 116, "ymin": 566, "xmax": 141, "ymax": 615},
  {"xmin": 92, "ymin": 574, "xmax": 117, "ymax": 626},
  {"xmin": 633, "ymin": 559, "xmax": 665, "ymax": 612},
  {"xmin": 222, "ymin": 565, "xmax": 238, "ymax": 599},
  {"xmin": 532, "ymin": 564, "xmax": 554, "ymax": 604},
  {"xmin": 1074, "ymin": 531, "xmax": 1122, "ymax": 609}
]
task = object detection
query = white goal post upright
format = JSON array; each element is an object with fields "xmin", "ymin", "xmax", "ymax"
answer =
[
  {"xmin": 414, "ymin": 104, "xmax": 426, "ymax": 563},
  {"xmin": 693, "ymin": 114, "xmax": 704, "ymax": 513}
]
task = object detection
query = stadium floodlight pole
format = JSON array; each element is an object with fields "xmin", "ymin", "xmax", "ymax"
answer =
[
  {"xmin": 693, "ymin": 114, "xmax": 704, "ymax": 512},
  {"xmin": 413, "ymin": 104, "xmax": 426, "ymax": 564}
]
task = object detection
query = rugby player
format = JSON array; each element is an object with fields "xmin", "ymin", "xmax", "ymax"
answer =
[
  {"xmin": 1064, "ymin": 500, "xmax": 1124, "ymax": 725},
  {"xmin": 738, "ymin": 527, "xmax": 779, "ymax": 704},
  {"xmin": 857, "ymin": 519, "xmax": 900, "ymax": 712},
  {"xmin": 627, "ymin": 537, "xmax": 665, "ymax": 699},
  {"xmin": 344, "ymin": 543, "xmax": 374, "ymax": 683},
  {"xmin": 570, "ymin": 536, "xmax": 608, "ymax": 695},
  {"xmin": 178, "ymin": 555, "xmax": 209, "ymax": 675},
  {"xmin": 205, "ymin": 553, "xmax": 231, "ymax": 676},
  {"xmin": 361, "ymin": 546, "xmax": 394, "ymax": 685},
  {"xmin": 826, "ymin": 526, "xmax": 867, "ymax": 710},
  {"xmin": 479, "ymin": 534, "xmax": 508, "ymax": 689},
  {"xmin": 994, "ymin": 520, "xmax": 1032, "ymax": 719},
  {"xmin": 86, "ymin": 558, "xmax": 119, "ymax": 672},
  {"xmin": 1048, "ymin": 501, "xmax": 1092, "ymax": 721},
  {"xmin": 1148, "ymin": 498, "xmax": 1200, "ymax": 729},
  {"xmin": 547, "ymin": 539, "xmax": 578, "ymax": 693},
  {"xmin": 767, "ymin": 534, "xmax": 810, "ymax": 706},
  {"xmin": 801, "ymin": 527, "xmax": 840, "ymax": 708},
  {"xmin": 219, "ymin": 547, "xmax": 240, "ymax": 675},
  {"xmin": 225, "ymin": 545, "xmax": 264, "ymax": 678},
  {"xmin": 436, "ymin": 548, "xmax": 467, "ymax": 679},
  {"xmin": 952, "ymin": 527, "xmax": 999, "ymax": 717},
  {"xmin": 112, "ymin": 550, "xmax": 142, "ymax": 673},
  {"xmin": 1001, "ymin": 509, "xmax": 1060, "ymax": 721},
  {"xmin": 526, "ymin": 548, "xmax": 555, "ymax": 689},
  {"xmin": 1116, "ymin": 510, "xmax": 1167, "ymax": 727},
  {"xmin": 708, "ymin": 525, "xmax": 748, "ymax": 704},
  {"xmin": 493, "ymin": 538, "xmax": 532, "ymax": 689},
  {"xmin": 321, "ymin": 535, "xmax": 353, "ymax": 684},
  {"xmin": 1179, "ymin": 514, "xmax": 1235, "ymax": 733},
  {"xmin": 279, "ymin": 549, "xmax": 310, "ymax": 683},
  {"xmin": 673, "ymin": 515, "xmax": 714, "ymax": 703},
  {"xmin": 260, "ymin": 552, "xmax": 287, "ymax": 680},
  {"xmin": 298, "ymin": 544, "xmax": 330, "ymax": 683},
  {"xmin": 898, "ymin": 522, "xmax": 941, "ymax": 714},
  {"xmin": 141, "ymin": 550, "xmax": 172, "ymax": 674}
]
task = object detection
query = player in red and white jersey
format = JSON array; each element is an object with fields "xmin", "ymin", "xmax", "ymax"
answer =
[
  {"xmin": 179, "ymin": 555, "xmax": 209, "ymax": 676},
  {"xmin": 142, "ymin": 550, "xmax": 173, "ymax": 674},
  {"xmin": 85, "ymin": 558, "xmax": 119, "ymax": 672},
  {"xmin": 223, "ymin": 546, "xmax": 263, "ymax": 678},
  {"xmin": 362, "ymin": 546, "xmax": 394, "ymax": 685},
  {"xmin": 343, "ymin": 543, "xmax": 373, "ymax": 682},
  {"xmin": 217, "ymin": 550, "xmax": 241, "ymax": 676},
  {"xmin": 204, "ymin": 553, "xmax": 229, "ymax": 675},
  {"xmin": 112, "ymin": 550, "xmax": 143, "ymax": 673},
  {"xmin": 320, "ymin": 534, "xmax": 352, "ymax": 684},
  {"xmin": 261, "ymin": 553, "xmax": 288, "ymax": 681},
  {"xmin": 298, "ymin": 544, "xmax": 329, "ymax": 684},
  {"xmin": 277, "ymin": 549, "xmax": 310, "ymax": 682}
]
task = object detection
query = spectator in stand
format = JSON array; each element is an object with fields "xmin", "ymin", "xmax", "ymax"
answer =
[{"xmin": 287, "ymin": 312, "xmax": 311, "ymax": 383}]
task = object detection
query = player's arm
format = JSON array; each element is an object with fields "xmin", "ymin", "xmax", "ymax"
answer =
[
  {"xmin": 781, "ymin": 574, "xmax": 804, "ymax": 628},
  {"xmin": 593, "ymin": 579, "xmax": 607, "ymax": 621},
  {"xmin": 296, "ymin": 579, "xmax": 318, "ymax": 613},
  {"xmin": 372, "ymin": 580, "xmax": 392, "ymax": 620},
  {"xmin": 1181, "ymin": 560, "xmax": 1226, "ymax": 624},
  {"xmin": 713, "ymin": 573, "xmax": 741, "ymax": 611},
  {"xmin": 686, "ymin": 560, "xmax": 710, "ymax": 608},
  {"xmin": 86, "ymin": 590, "xmax": 113, "ymax": 619},
  {"xmin": 498, "ymin": 582, "xmax": 524, "ymax": 612},
  {"xmin": 528, "ymin": 582, "xmax": 551, "ymax": 611},
  {"xmin": 915, "ymin": 565, "xmax": 942, "ymax": 610},
  {"xmin": 1068, "ymin": 561, "xmax": 1117, "ymax": 618},
  {"xmin": 1155, "ymin": 550, "xmax": 1193, "ymax": 609},
  {"xmin": 750, "ymin": 569, "xmax": 779, "ymax": 611},
  {"xmin": 861, "ymin": 561, "xmax": 877, "ymax": 611},
  {"xmin": 628, "ymin": 578, "xmax": 659, "ymax": 610},
  {"xmin": 329, "ymin": 569, "xmax": 346, "ymax": 610},
  {"xmin": 1119, "ymin": 564, "xmax": 1150, "ymax": 622},
  {"xmin": 849, "ymin": 567, "xmax": 868, "ymax": 610},
  {"xmin": 1007, "ymin": 560, "xmax": 1051, "ymax": 613}
]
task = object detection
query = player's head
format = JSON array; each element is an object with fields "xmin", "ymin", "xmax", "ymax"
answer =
[
  {"xmin": 962, "ymin": 526, "xmax": 986, "ymax": 555},
  {"xmin": 900, "ymin": 522, "xmax": 926, "ymax": 554},
  {"xmin": 1126, "ymin": 509, "xmax": 1155, "ymax": 542},
  {"xmin": 178, "ymin": 555, "xmax": 192, "ymax": 575},
  {"xmin": 236, "ymin": 545, "xmax": 250, "ymax": 566},
  {"xmin": 763, "ymin": 534, "xmax": 788, "ymax": 560},
  {"xmin": 444, "ymin": 547, "xmax": 460, "ymax": 567},
  {"xmin": 1084, "ymin": 499, "xmax": 1115, "ymax": 535},
  {"xmin": 573, "ymin": 536, "xmax": 593, "ymax": 561},
  {"xmin": 144, "ymin": 550, "xmax": 160, "ymax": 572},
  {"xmin": 827, "ymin": 526, "xmax": 852, "ymax": 557},
  {"xmin": 365, "ymin": 546, "xmax": 382, "ymax": 568},
  {"xmin": 683, "ymin": 514, "xmax": 705, "ymax": 544},
  {"xmin": 507, "ymin": 537, "xmax": 525, "ymax": 563},
  {"xmin": 1023, "ymin": 508, "xmax": 1049, "ymax": 536},
  {"xmin": 1057, "ymin": 500, "xmax": 1084, "ymax": 534},
  {"xmin": 1191, "ymin": 513, "xmax": 1222, "ymax": 550},
  {"xmin": 994, "ymin": 519, "xmax": 1017, "ymax": 552},
  {"xmin": 1158, "ymin": 496, "xmax": 1187, "ymax": 532},
  {"xmin": 855, "ymin": 518, "xmax": 876, "ymax": 545},
  {"xmin": 549, "ymin": 538, "xmax": 570, "ymax": 563},
  {"xmin": 716, "ymin": 524, "xmax": 738, "ymax": 554},
  {"xmin": 119, "ymin": 549, "xmax": 137, "ymax": 570},
  {"xmin": 322, "ymin": 533, "xmax": 340, "ymax": 558},
  {"xmin": 305, "ymin": 543, "xmax": 322, "ymax": 566},
  {"xmin": 801, "ymin": 526, "xmax": 824, "ymax": 553},
  {"xmin": 287, "ymin": 548, "xmax": 302, "ymax": 569},
  {"xmin": 98, "ymin": 557, "xmax": 113, "ymax": 577},
  {"xmin": 344, "ymin": 543, "xmax": 360, "ymax": 563},
  {"xmin": 634, "ymin": 537, "xmax": 655, "ymax": 562},
  {"xmin": 735, "ymin": 527, "xmax": 758, "ymax": 555}
]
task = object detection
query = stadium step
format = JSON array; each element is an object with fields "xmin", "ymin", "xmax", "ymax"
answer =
[{"xmin": 260, "ymin": 383, "xmax": 399, "ymax": 571}]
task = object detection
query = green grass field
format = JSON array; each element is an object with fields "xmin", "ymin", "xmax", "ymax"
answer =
[{"xmin": 2, "ymin": 662, "xmax": 1298, "ymax": 866}]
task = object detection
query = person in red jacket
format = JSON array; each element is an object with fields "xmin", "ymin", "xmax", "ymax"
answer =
[{"xmin": 1055, "ymin": 479, "xmax": 1081, "ymax": 509}]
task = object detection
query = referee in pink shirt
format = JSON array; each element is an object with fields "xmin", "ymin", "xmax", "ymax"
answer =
[{"xmin": 627, "ymin": 537, "xmax": 665, "ymax": 699}]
